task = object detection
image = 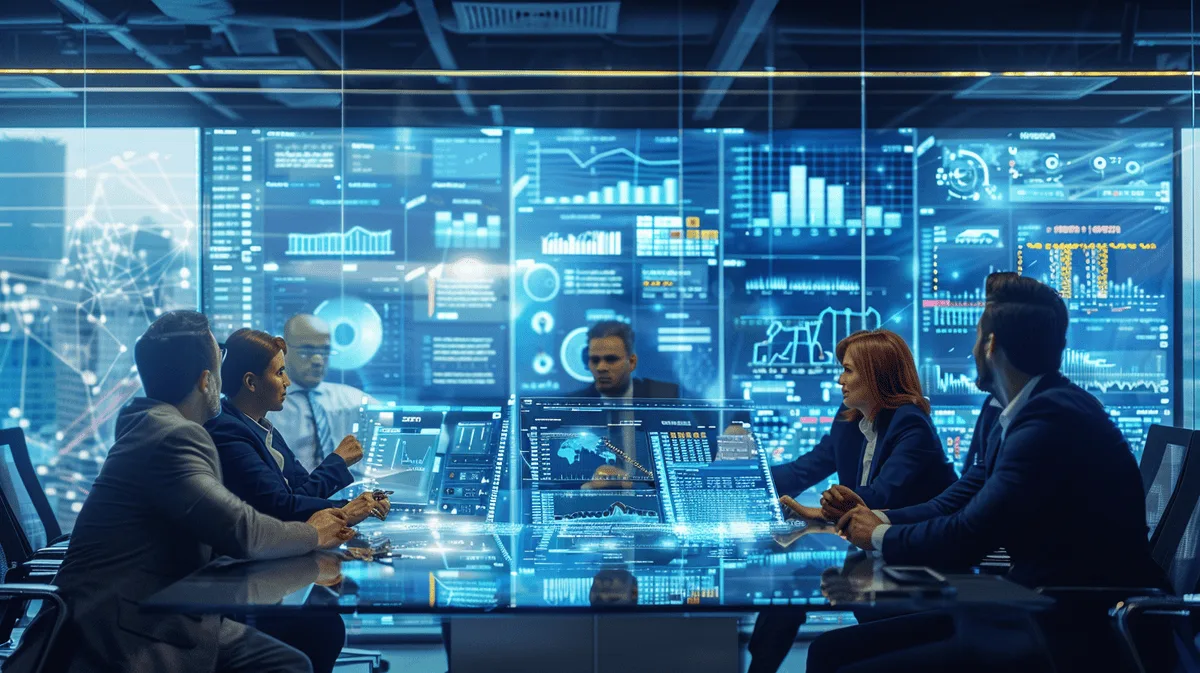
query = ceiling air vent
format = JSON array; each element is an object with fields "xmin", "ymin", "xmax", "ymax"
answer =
[{"xmin": 452, "ymin": 2, "xmax": 620, "ymax": 34}]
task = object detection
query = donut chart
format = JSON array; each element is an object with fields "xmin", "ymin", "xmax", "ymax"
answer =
[{"xmin": 314, "ymin": 296, "xmax": 383, "ymax": 370}]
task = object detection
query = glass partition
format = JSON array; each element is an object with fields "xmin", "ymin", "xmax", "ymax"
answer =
[{"xmin": 0, "ymin": 0, "xmax": 1192, "ymax": 639}]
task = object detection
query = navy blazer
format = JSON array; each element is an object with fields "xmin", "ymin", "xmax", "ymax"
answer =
[
  {"xmin": 770, "ymin": 403, "xmax": 956, "ymax": 510},
  {"xmin": 882, "ymin": 373, "xmax": 1163, "ymax": 589},
  {"xmin": 204, "ymin": 398, "xmax": 354, "ymax": 523},
  {"xmin": 886, "ymin": 395, "xmax": 1002, "ymax": 526},
  {"xmin": 568, "ymin": 377, "xmax": 680, "ymax": 399}
]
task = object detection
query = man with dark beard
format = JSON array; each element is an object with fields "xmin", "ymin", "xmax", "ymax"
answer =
[
  {"xmin": 803, "ymin": 274, "xmax": 1165, "ymax": 672},
  {"xmin": 3, "ymin": 311, "xmax": 356, "ymax": 673}
]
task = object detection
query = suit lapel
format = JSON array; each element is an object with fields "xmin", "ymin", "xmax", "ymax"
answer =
[
  {"xmin": 982, "ymin": 372, "xmax": 1066, "ymax": 472},
  {"xmin": 853, "ymin": 435, "xmax": 868, "ymax": 486},
  {"xmin": 861, "ymin": 408, "xmax": 896, "ymax": 485},
  {"xmin": 230, "ymin": 406, "xmax": 286, "ymax": 477}
]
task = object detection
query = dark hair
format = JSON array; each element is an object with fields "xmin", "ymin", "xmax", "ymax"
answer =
[
  {"xmin": 985, "ymin": 271, "xmax": 1022, "ymax": 297},
  {"xmin": 587, "ymin": 320, "xmax": 634, "ymax": 356},
  {"xmin": 134, "ymin": 311, "xmax": 216, "ymax": 405},
  {"xmin": 979, "ymin": 274, "xmax": 1068, "ymax": 376},
  {"xmin": 221, "ymin": 328, "xmax": 288, "ymax": 397},
  {"xmin": 835, "ymin": 330, "xmax": 930, "ymax": 422}
]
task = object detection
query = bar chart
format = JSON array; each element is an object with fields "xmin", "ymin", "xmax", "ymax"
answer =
[
  {"xmin": 743, "ymin": 276, "xmax": 862, "ymax": 293},
  {"xmin": 540, "ymin": 231, "xmax": 622, "ymax": 256},
  {"xmin": 286, "ymin": 226, "xmax": 395, "ymax": 256},
  {"xmin": 434, "ymin": 211, "xmax": 502, "ymax": 249},
  {"xmin": 728, "ymin": 139, "xmax": 914, "ymax": 238},
  {"xmin": 539, "ymin": 176, "xmax": 679, "ymax": 206},
  {"xmin": 920, "ymin": 361, "xmax": 980, "ymax": 396}
]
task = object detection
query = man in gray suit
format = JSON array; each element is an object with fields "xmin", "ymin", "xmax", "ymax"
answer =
[{"xmin": 3, "ymin": 310, "xmax": 355, "ymax": 673}]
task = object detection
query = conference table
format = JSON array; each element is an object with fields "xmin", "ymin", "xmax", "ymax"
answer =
[{"xmin": 143, "ymin": 517, "xmax": 1051, "ymax": 673}]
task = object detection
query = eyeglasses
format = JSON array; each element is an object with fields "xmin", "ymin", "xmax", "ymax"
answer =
[
  {"xmin": 294, "ymin": 346, "xmax": 337, "ymax": 361},
  {"xmin": 218, "ymin": 344, "xmax": 228, "ymax": 365}
]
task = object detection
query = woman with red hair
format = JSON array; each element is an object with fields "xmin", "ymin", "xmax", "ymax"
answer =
[
  {"xmin": 771, "ymin": 328, "xmax": 955, "ymax": 517},
  {"xmin": 750, "ymin": 329, "xmax": 957, "ymax": 673}
]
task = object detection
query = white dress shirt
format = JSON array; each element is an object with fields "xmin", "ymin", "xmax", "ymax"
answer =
[
  {"xmin": 601, "ymin": 381, "xmax": 638, "ymax": 472},
  {"xmin": 250, "ymin": 415, "xmax": 289, "ymax": 486},
  {"xmin": 869, "ymin": 375, "xmax": 1046, "ymax": 552},
  {"xmin": 858, "ymin": 417, "xmax": 879, "ymax": 487},
  {"xmin": 270, "ymin": 381, "xmax": 373, "ymax": 472}
]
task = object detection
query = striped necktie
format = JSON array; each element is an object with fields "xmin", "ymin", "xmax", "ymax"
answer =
[{"xmin": 306, "ymin": 389, "xmax": 334, "ymax": 468}]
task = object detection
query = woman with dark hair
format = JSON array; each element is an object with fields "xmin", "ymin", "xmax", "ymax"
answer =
[
  {"xmin": 204, "ymin": 328, "xmax": 389, "ymax": 673},
  {"xmin": 771, "ymin": 328, "xmax": 955, "ymax": 516},
  {"xmin": 205, "ymin": 328, "xmax": 387, "ymax": 525}
]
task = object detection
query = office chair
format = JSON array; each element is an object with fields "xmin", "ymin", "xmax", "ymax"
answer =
[
  {"xmin": 0, "ymin": 470, "xmax": 67, "ymax": 673},
  {"xmin": 1142, "ymin": 425, "xmax": 1198, "ymax": 549},
  {"xmin": 0, "ymin": 429, "xmax": 65, "ymax": 552},
  {"xmin": 1110, "ymin": 427, "xmax": 1200, "ymax": 673}
]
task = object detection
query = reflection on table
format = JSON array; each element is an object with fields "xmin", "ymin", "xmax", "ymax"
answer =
[{"xmin": 144, "ymin": 519, "xmax": 1050, "ymax": 615}]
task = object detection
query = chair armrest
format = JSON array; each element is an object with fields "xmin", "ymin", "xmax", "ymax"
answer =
[
  {"xmin": 1035, "ymin": 586, "xmax": 1168, "ymax": 612},
  {"xmin": 0, "ymin": 584, "xmax": 58, "ymax": 599},
  {"xmin": 0, "ymin": 584, "xmax": 68, "ymax": 673}
]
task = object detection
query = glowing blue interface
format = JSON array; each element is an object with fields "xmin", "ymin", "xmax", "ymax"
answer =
[
  {"xmin": 353, "ymin": 404, "xmax": 509, "ymax": 518},
  {"xmin": 518, "ymin": 398, "xmax": 785, "ymax": 526},
  {"xmin": 187, "ymin": 126, "xmax": 1170, "ymax": 500}
]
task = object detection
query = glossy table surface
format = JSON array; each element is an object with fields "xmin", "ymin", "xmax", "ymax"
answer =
[{"xmin": 143, "ymin": 519, "xmax": 1051, "ymax": 615}]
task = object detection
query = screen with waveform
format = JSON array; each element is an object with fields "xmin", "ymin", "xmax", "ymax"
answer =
[
  {"xmin": 518, "ymin": 398, "xmax": 782, "ymax": 526},
  {"xmin": 536, "ymin": 490, "xmax": 664, "ymax": 524},
  {"xmin": 355, "ymin": 404, "xmax": 509, "ymax": 518}
]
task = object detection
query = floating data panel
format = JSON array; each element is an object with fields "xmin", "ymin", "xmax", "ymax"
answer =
[
  {"xmin": 354, "ymin": 403, "xmax": 510, "ymax": 518},
  {"xmin": 518, "ymin": 398, "xmax": 783, "ymax": 526},
  {"xmin": 510, "ymin": 128, "xmax": 722, "ymax": 400},
  {"xmin": 202, "ymin": 127, "xmax": 510, "ymax": 403},
  {"xmin": 198, "ymin": 125, "xmax": 1175, "ymax": 483},
  {"xmin": 915, "ymin": 128, "xmax": 1173, "ymax": 462}
]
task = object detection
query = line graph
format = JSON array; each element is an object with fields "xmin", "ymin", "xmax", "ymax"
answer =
[
  {"xmin": 1062, "ymin": 348, "xmax": 1169, "ymax": 394},
  {"xmin": 536, "ymin": 147, "xmax": 681, "ymax": 170},
  {"xmin": 517, "ymin": 131, "xmax": 697, "ymax": 208},
  {"xmin": 744, "ymin": 307, "xmax": 883, "ymax": 367}
]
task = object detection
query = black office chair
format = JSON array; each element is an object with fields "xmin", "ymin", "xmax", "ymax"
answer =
[
  {"xmin": 1142, "ymin": 425, "xmax": 1198, "ymax": 549},
  {"xmin": 1111, "ymin": 427, "xmax": 1200, "ymax": 673},
  {"xmin": 0, "ymin": 466, "xmax": 68, "ymax": 673},
  {"xmin": 0, "ymin": 429, "xmax": 65, "ymax": 553}
]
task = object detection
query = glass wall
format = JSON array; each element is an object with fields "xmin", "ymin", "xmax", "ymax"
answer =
[{"xmin": 0, "ymin": 0, "xmax": 1193, "ymax": 633}]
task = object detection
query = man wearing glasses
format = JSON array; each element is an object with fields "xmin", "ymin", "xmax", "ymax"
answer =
[{"xmin": 271, "ymin": 314, "xmax": 377, "ymax": 472}]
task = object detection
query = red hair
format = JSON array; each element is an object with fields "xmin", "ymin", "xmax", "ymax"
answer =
[{"xmin": 835, "ymin": 329, "xmax": 929, "ymax": 422}]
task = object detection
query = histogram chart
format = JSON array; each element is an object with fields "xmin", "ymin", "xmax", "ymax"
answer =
[
  {"xmin": 921, "ymin": 361, "xmax": 979, "ymax": 396},
  {"xmin": 540, "ymin": 231, "xmax": 622, "ymax": 256},
  {"xmin": 744, "ymin": 276, "xmax": 862, "ymax": 294},
  {"xmin": 434, "ymin": 211, "xmax": 502, "ymax": 249},
  {"xmin": 725, "ymin": 131, "xmax": 915, "ymax": 254},
  {"xmin": 286, "ymin": 226, "xmax": 395, "ymax": 256}
]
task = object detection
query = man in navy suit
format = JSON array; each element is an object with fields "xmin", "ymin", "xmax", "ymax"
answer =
[
  {"xmin": 813, "ymin": 274, "xmax": 1163, "ymax": 672},
  {"xmin": 567, "ymin": 320, "xmax": 680, "ymax": 399}
]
